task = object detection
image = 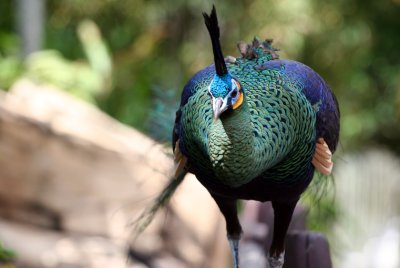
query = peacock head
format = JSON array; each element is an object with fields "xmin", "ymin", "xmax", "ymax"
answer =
[
  {"xmin": 208, "ymin": 74, "xmax": 244, "ymax": 120},
  {"xmin": 203, "ymin": 6, "xmax": 244, "ymax": 120}
]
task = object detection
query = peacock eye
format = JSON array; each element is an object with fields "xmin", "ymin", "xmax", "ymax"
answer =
[{"xmin": 231, "ymin": 90, "xmax": 238, "ymax": 98}]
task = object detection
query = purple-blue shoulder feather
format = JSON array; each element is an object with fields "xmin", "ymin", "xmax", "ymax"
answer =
[{"xmin": 180, "ymin": 65, "xmax": 214, "ymax": 107}]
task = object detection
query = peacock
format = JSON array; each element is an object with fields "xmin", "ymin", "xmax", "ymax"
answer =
[{"xmin": 134, "ymin": 5, "xmax": 340, "ymax": 268}]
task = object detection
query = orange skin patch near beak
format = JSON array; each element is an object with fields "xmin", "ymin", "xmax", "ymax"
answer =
[{"xmin": 232, "ymin": 91, "xmax": 243, "ymax": 110}]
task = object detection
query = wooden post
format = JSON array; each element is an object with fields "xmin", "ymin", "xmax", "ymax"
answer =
[
  {"xmin": 241, "ymin": 201, "xmax": 333, "ymax": 268},
  {"xmin": 284, "ymin": 232, "xmax": 332, "ymax": 268}
]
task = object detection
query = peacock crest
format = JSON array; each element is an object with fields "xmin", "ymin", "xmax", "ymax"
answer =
[{"xmin": 237, "ymin": 37, "xmax": 280, "ymax": 60}]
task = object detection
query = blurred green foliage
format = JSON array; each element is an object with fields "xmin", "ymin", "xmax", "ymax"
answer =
[{"xmin": 0, "ymin": 242, "xmax": 16, "ymax": 266}]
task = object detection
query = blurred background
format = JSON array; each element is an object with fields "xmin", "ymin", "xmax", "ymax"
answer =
[{"xmin": 0, "ymin": 0, "xmax": 399, "ymax": 267}]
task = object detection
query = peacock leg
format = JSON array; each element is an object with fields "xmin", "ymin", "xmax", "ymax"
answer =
[
  {"xmin": 211, "ymin": 194, "xmax": 242, "ymax": 268},
  {"xmin": 268, "ymin": 200, "xmax": 298, "ymax": 268},
  {"xmin": 268, "ymin": 252, "xmax": 284, "ymax": 268},
  {"xmin": 228, "ymin": 236, "xmax": 240, "ymax": 268}
]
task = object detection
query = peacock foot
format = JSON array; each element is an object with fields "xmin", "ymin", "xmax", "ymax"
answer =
[{"xmin": 268, "ymin": 252, "xmax": 284, "ymax": 268}]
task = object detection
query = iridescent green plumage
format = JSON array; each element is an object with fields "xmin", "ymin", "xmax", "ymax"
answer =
[{"xmin": 179, "ymin": 43, "xmax": 316, "ymax": 187}]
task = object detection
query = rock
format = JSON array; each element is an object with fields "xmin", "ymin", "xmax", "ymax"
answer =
[
  {"xmin": 0, "ymin": 219, "xmax": 137, "ymax": 268},
  {"xmin": 0, "ymin": 80, "xmax": 170, "ymax": 235},
  {"xmin": 0, "ymin": 79, "xmax": 228, "ymax": 267}
]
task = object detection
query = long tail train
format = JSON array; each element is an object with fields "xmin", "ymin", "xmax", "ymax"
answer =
[{"xmin": 130, "ymin": 168, "xmax": 188, "ymax": 238}]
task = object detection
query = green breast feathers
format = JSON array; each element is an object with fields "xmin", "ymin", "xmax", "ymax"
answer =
[{"xmin": 180, "ymin": 62, "xmax": 316, "ymax": 187}]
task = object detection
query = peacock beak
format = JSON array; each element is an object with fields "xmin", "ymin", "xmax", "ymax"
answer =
[{"xmin": 212, "ymin": 97, "xmax": 228, "ymax": 120}]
